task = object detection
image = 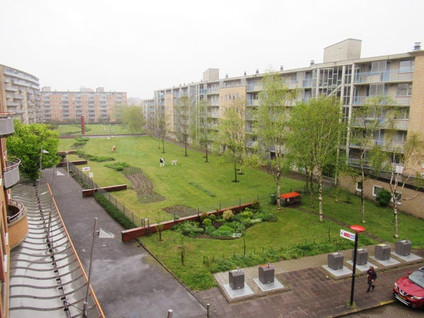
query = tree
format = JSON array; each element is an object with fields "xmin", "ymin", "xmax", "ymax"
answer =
[
  {"xmin": 346, "ymin": 96, "xmax": 389, "ymax": 223},
  {"xmin": 174, "ymin": 96, "xmax": 191, "ymax": 157},
  {"xmin": 217, "ymin": 97, "xmax": 246, "ymax": 182},
  {"xmin": 370, "ymin": 107, "xmax": 424, "ymax": 238},
  {"xmin": 288, "ymin": 96, "xmax": 345, "ymax": 221},
  {"xmin": 152, "ymin": 106, "xmax": 167, "ymax": 153},
  {"xmin": 121, "ymin": 106, "xmax": 145, "ymax": 133},
  {"xmin": 255, "ymin": 72, "xmax": 297, "ymax": 209},
  {"xmin": 6, "ymin": 120, "xmax": 60, "ymax": 181},
  {"xmin": 190, "ymin": 100, "xmax": 214, "ymax": 163}
]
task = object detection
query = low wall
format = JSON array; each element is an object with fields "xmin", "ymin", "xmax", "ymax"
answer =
[
  {"xmin": 82, "ymin": 184, "xmax": 128, "ymax": 197},
  {"xmin": 121, "ymin": 202, "xmax": 254, "ymax": 242}
]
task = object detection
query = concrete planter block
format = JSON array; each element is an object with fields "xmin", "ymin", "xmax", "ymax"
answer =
[
  {"xmin": 259, "ymin": 264, "xmax": 275, "ymax": 284},
  {"xmin": 375, "ymin": 244, "xmax": 391, "ymax": 260},
  {"xmin": 229, "ymin": 269, "xmax": 245, "ymax": 290},
  {"xmin": 395, "ymin": 240, "xmax": 411, "ymax": 256},
  {"xmin": 328, "ymin": 252, "xmax": 344, "ymax": 270}
]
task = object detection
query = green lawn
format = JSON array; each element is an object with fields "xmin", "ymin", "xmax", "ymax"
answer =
[
  {"xmin": 59, "ymin": 135, "xmax": 424, "ymax": 290},
  {"xmin": 57, "ymin": 123, "xmax": 134, "ymax": 136},
  {"xmin": 59, "ymin": 136, "xmax": 303, "ymax": 221}
]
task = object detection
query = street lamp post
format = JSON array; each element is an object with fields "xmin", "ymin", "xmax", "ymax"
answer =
[{"xmin": 349, "ymin": 224, "xmax": 365, "ymax": 307}]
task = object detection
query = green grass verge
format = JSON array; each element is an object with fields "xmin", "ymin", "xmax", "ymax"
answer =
[{"xmin": 93, "ymin": 192, "xmax": 136, "ymax": 229}]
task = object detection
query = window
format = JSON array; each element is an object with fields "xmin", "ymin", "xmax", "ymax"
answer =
[
  {"xmin": 356, "ymin": 182, "xmax": 363, "ymax": 192},
  {"xmin": 397, "ymin": 83, "xmax": 412, "ymax": 96},
  {"xmin": 372, "ymin": 185, "xmax": 382, "ymax": 197},
  {"xmin": 369, "ymin": 83, "xmax": 385, "ymax": 96},
  {"xmin": 371, "ymin": 61, "xmax": 387, "ymax": 73},
  {"xmin": 399, "ymin": 60, "xmax": 414, "ymax": 73}
]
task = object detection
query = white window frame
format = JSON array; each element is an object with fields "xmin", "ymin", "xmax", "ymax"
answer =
[
  {"xmin": 372, "ymin": 185, "xmax": 382, "ymax": 197},
  {"xmin": 356, "ymin": 182, "xmax": 363, "ymax": 192}
]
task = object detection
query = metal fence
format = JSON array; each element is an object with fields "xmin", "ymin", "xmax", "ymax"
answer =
[{"xmin": 67, "ymin": 161, "xmax": 264, "ymax": 227}]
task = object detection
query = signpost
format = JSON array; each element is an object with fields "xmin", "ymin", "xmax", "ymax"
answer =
[
  {"xmin": 348, "ymin": 225, "xmax": 365, "ymax": 307},
  {"xmin": 340, "ymin": 229, "xmax": 355, "ymax": 242}
]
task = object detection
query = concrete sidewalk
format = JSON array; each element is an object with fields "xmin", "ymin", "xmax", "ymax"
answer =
[
  {"xmin": 41, "ymin": 167, "xmax": 206, "ymax": 318},
  {"xmin": 197, "ymin": 247, "xmax": 424, "ymax": 317}
]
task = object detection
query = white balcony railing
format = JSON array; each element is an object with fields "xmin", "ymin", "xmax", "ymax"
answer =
[{"xmin": 3, "ymin": 157, "xmax": 21, "ymax": 189}]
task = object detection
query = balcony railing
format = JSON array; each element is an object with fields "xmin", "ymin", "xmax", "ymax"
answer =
[
  {"xmin": 3, "ymin": 157, "xmax": 21, "ymax": 189},
  {"xmin": 7, "ymin": 199, "xmax": 26, "ymax": 224},
  {"xmin": 0, "ymin": 114, "xmax": 15, "ymax": 136},
  {"xmin": 352, "ymin": 96, "xmax": 411, "ymax": 106},
  {"xmin": 354, "ymin": 71, "xmax": 413, "ymax": 84}
]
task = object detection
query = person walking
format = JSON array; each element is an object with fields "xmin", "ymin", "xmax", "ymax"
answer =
[{"xmin": 366, "ymin": 266, "xmax": 377, "ymax": 292}]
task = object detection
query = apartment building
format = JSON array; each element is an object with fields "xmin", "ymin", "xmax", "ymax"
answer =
[
  {"xmin": 0, "ymin": 65, "xmax": 41, "ymax": 124},
  {"xmin": 148, "ymin": 39, "xmax": 424, "ymax": 217},
  {"xmin": 41, "ymin": 87, "xmax": 127, "ymax": 123}
]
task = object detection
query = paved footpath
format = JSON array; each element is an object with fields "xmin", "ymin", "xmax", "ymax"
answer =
[
  {"xmin": 41, "ymin": 168, "xmax": 206, "ymax": 318},
  {"xmin": 196, "ymin": 249, "xmax": 424, "ymax": 317}
]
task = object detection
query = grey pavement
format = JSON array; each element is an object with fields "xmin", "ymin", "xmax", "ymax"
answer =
[
  {"xmin": 41, "ymin": 167, "xmax": 206, "ymax": 318},
  {"xmin": 41, "ymin": 167, "xmax": 424, "ymax": 318}
]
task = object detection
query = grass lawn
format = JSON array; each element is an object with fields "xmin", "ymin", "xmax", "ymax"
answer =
[
  {"xmin": 56, "ymin": 123, "xmax": 135, "ymax": 136},
  {"xmin": 59, "ymin": 135, "xmax": 303, "ymax": 221},
  {"xmin": 59, "ymin": 135, "xmax": 424, "ymax": 290}
]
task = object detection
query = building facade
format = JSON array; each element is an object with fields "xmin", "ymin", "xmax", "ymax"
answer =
[
  {"xmin": 0, "ymin": 65, "xmax": 41, "ymax": 124},
  {"xmin": 41, "ymin": 87, "xmax": 127, "ymax": 123},
  {"xmin": 147, "ymin": 39, "xmax": 424, "ymax": 217}
]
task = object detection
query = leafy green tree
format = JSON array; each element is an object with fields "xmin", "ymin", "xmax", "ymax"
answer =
[
  {"xmin": 346, "ymin": 96, "xmax": 390, "ymax": 223},
  {"xmin": 174, "ymin": 96, "xmax": 191, "ymax": 157},
  {"xmin": 121, "ymin": 106, "xmax": 144, "ymax": 133},
  {"xmin": 7, "ymin": 120, "xmax": 60, "ymax": 181},
  {"xmin": 288, "ymin": 96, "xmax": 345, "ymax": 221},
  {"xmin": 371, "ymin": 107, "xmax": 424, "ymax": 238},
  {"xmin": 255, "ymin": 72, "xmax": 297, "ymax": 209},
  {"xmin": 217, "ymin": 98, "xmax": 246, "ymax": 182},
  {"xmin": 190, "ymin": 100, "xmax": 214, "ymax": 163}
]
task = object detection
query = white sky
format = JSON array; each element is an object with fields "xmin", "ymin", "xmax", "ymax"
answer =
[{"xmin": 1, "ymin": 0, "xmax": 423, "ymax": 99}]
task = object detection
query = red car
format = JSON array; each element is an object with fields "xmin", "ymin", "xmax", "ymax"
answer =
[{"xmin": 393, "ymin": 266, "xmax": 424, "ymax": 309}]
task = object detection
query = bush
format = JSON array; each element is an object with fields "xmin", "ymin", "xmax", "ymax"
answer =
[
  {"xmin": 202, "ymin": 218, "xmax": 212, "ymax": 227},
  {"xmin": 105, "ymin": 162, "xmax": 130, "ymax": 171},
  {"xmin": 211, "ymin": 224, "xmax": 235, "ymax": 238},
  {"xmin": 223, "ymin": 210, "xmax": 234, "ymax": 221},
  {"xmin": 376, "ymin": 189, "xmax": 391, "ymax": 207},
  {"xmin": 208, "ymin": 214, "xmax": 217, "ymax": 222},
  {"xmin": 93, "ymin": 193, "xmax": 136, "ymax": 229},
  {"xmin": 176, "ymin": 221, "xmax": 205, "ymax": 237}
]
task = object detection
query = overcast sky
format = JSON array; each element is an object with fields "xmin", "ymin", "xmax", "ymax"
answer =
[{"xmin": 1, "ymin": 0, "xmax": 423, "ymax": 99}]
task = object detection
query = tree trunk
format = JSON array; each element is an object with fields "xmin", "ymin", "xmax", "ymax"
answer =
[
  {"xmin": 162, "ymin": 138, "xmax": 165, "ymax": 153},
  {"xmin": 233, "ymin": 160, "xmax": 238, "ymax": 182},
  {"xmin": 276, "ymin": 169, "xmax": 281, "ymax": 210},
  {"xmin": 205, "ymin": 144, "xmax": 208, "ymax": 163},
  {"xmin": 394, "ymin": 204, "xmax": 399, "ymax": 239},
  {"xmin": 184, "ymin": 140, "xmax": 188, "ymax": 157},
  {"xmin": 361, "ymin": 171, "xmax": 366, "ymax": 223},
  {"xmin": 317, "ymin": 172, "xmax": 323, "ymax": 222}
]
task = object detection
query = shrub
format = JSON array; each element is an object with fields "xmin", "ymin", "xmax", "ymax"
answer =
[
  {"xmin": 200, "ymin": 212, "xmax": 208, "ymax": 221},
  {"xmin": 211, "ymin": 224, "xmax": 235, "ymax": 238},
  {"xmin": 93, "ymin": 193, "xmax": 136, "ymax": 229},
  {"xmin": 223, "ymin": 210, "xmax": 234, "ymax": 221},
  {"xmin": 202, "ymin": 218, "xmax": 212, "ymax": 227},
  {"xmin": 208, "ymin": 214, "xmax": 217, "ymax": 222},
  {"xmin": 177, "ymin": 221, "xmax": 204, "ymax": 237},
  {"xmin": 105, "ymin": 162, "xmax": 130, "ymax": 171},
  {"xmin": 376, "ymin": 189, "xmax": 391, "ymax": 207}
]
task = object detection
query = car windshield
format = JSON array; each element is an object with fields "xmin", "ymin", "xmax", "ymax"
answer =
[{"xmin": 409, "ymin": 269, "xmax": 424, "ymax": 289}]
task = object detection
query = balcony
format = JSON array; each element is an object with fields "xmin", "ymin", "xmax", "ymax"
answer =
[
  {"xmin": 352, "ymin": 96, "xmax": 411, "ymax": 106},
  {"xmin": 7, "ymin": 199, "xmax": 28, "ymax": 249},
  {"xmin": 3, "ymin": 157, "xmax": 21, "ymax": 189},
  {"xmin": 0, "ymin": 115, "xmax": 15, "ymax": 136}
]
